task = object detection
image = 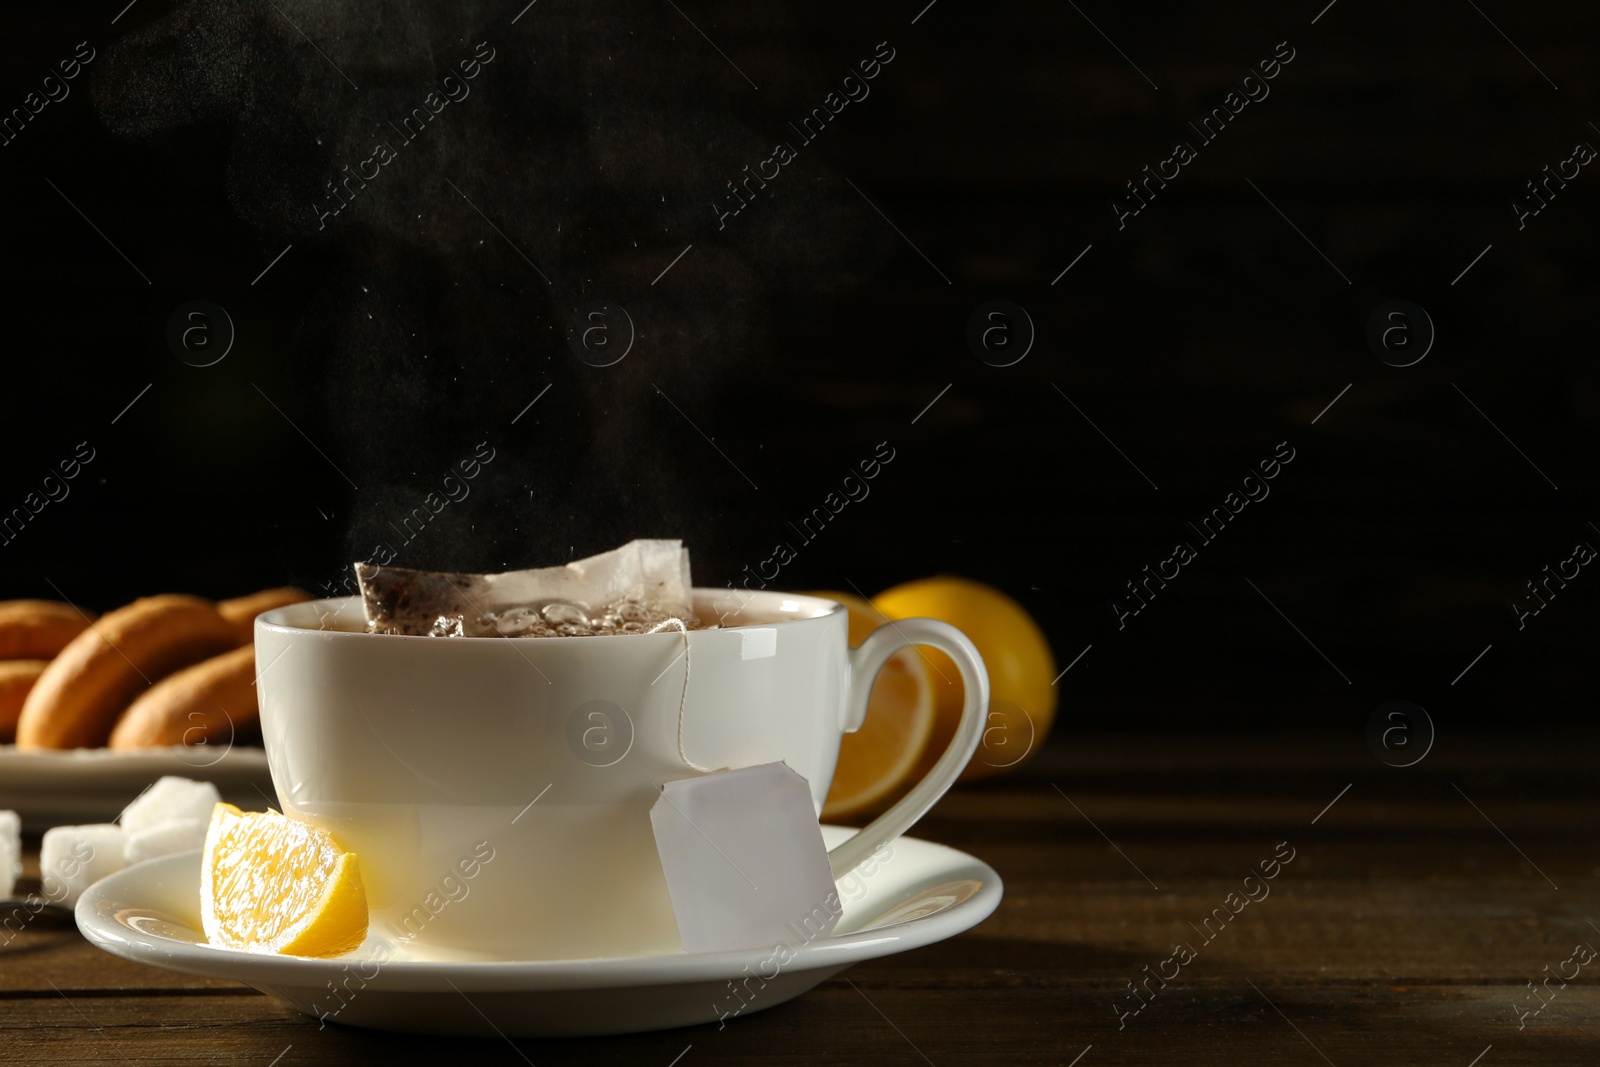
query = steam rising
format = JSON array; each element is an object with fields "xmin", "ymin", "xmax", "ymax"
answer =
[{"xmin": 94, "ymin": 0, "xmax": 888, "ymax": 572}]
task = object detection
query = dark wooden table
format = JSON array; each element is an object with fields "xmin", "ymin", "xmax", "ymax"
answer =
[{"xmin": 4, "ymin": 732, "xmax": 1596, "ymax": 1065}]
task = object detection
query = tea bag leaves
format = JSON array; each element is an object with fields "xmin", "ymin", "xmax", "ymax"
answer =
[{"xmin": 356, "ymin": 538, "xmax": 695, "ymax": 636}]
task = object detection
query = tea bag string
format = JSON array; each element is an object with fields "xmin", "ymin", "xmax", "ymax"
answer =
[{"xmin": 647, "ymin": 617, "xmax": 712, "ymax": 771}]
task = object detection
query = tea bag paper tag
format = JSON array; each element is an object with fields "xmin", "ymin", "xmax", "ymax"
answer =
[
  {"xmin": 650, "ymin": 762, "xmax": 841, "ymax": 953},
  {"xmin": 469, "ymin": 538, "xmax": 690, "ymax": 610}
]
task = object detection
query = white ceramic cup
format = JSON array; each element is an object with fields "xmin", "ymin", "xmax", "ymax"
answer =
[{"xmin": 255, "ymin": 589, "xmax": 988, "ymax": 961}]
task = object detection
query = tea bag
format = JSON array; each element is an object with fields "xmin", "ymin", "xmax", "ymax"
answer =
[
  {"xmin": 355, "ymin": 539, "xmax": 697, "ymax": 637},
  {"xmin": 650, "ymin": 763, "xmax": 841, "ymax": 953}
]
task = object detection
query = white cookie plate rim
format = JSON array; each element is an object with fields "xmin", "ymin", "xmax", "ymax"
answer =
[
  {"xmin": 76, "ymin": 826, "xmax": 1002, "ymax": 1037},
  {"xmin": 0, "ymin": 745, "xmax": 272, "ymax": 829}
]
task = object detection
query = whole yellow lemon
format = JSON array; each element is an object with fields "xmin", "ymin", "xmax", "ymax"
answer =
[{"xmin": 873, "ymin": 576, "xmax": 1056, "ymax": 781}]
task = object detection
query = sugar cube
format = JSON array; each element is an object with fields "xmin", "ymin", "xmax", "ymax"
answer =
[
  {"xmin": 649, "ymin": 762, "xmax": 841, "ymax": 953},
  {"xmin": 0, "ymin": 810, "xmax": 19, "ymax": 899},
  {"xmin": 118, "ymin": 776, "xmax": 221, "ymax": 834},
  {"xmin": 40, "ymin": 824, "xmax": 128, "ymax": 908},
  {"xmin": 124, "ymin": 818, "xmax": 208, "ymax": 865}
]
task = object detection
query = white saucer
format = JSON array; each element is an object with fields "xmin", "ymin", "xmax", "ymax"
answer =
[{"xmin": 76, "ymin": 826, "xmax": 1001, "ymax": 1037}]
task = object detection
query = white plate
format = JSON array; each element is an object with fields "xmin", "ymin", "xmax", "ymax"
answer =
[
  {"xmin": 0, "ymin": 745, "xmax": 275, "ymax": 830},
  {"xmin": 76, "ymin": 826, "xmax": 1002, "ymax": 1037}
]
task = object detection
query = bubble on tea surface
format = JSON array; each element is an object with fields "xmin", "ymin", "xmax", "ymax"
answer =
[
  {"xmin": 430, "ymin": 615, "xmax": 466, "ymax": 638},
  {"xmin": 542, "ymin": 602, "xmax": 590, "ymax": 628},
  {"xmin": 485, "ymin": 607, "xmax": 549, "ymax": 637},
  {"xmin": 469, "ymin": 597, "xmax": 706, "ymax": 638}
]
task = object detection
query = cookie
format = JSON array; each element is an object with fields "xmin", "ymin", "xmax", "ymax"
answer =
[
  {"xmin": 108, "ymin": 644, "xmax": 257, "ymax": 749},
  {"xmin": 0, "ymin": 660, "xmax": 49, "ymax": 744},
  {"xmin": 15, "ymin": 595, "xmax": 240, "ymax": 750},
  {"xmin": 216, "ymin": 587, "xmax": 310, "ymax": 644},
  {"xmin": 0, "ymin": 600, "xmax": 96, "ymax": 660}
]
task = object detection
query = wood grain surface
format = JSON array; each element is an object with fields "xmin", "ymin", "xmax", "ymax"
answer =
[{"xmin": 3, "ymin": 732, "xmax": 1595, "ymax": 1065}]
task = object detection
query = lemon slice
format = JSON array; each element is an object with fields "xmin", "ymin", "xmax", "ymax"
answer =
[
  {"xmin": 806, "ymin": 591, "xmax": 937, "ymax": 821},
  {"xmin": 200, "ymin": 802, "xmax": 368, "ymax": 957}
]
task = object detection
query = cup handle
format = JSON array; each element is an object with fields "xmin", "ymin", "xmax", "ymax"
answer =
[{"xmin": 825, "ymin": 617, "xmax": 989, "ymax": 879}]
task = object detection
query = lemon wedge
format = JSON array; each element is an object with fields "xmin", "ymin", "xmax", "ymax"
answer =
[
  {"xmin": 200, "ymin": 802, "xmax": 368, "ymax": 957},
  {"xmin": 805, "ymin": 590, "xmax": 937, "ymax": 821}
]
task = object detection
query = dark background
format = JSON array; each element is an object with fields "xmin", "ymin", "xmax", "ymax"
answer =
[{"xmin": 1, "ymin": 0, "xmax": 1595, "ymax": 735}]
